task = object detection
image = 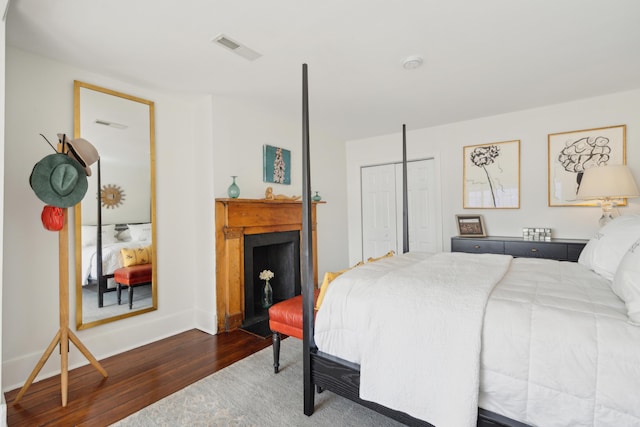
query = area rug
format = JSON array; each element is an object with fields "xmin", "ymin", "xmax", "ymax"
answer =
[{"xmin": 111, "ymin": 338, "xmax": 403, "ymax": 426}]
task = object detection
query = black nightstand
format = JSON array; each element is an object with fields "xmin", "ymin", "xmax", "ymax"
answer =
[{"xmin": 451, "ymin": 236, "xmax": 588, "ymax": 262}]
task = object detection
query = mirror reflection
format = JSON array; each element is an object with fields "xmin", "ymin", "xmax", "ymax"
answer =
[{"xmin": 74, "ymin": 80, "xmax": 157, "ymax": 329}]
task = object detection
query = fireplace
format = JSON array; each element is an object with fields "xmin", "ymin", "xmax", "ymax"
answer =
[
  {"xmin": 242, "ymin": 231, "xmax": 301, "ymax": 328},
  {"xmin": 215, "ymin": 199, "xmax": 321, "ymax": 332}
]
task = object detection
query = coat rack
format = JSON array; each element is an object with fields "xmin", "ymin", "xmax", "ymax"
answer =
[{"xmin": 14, "ymin": 142, "xmax": 108, "ymax": 407}]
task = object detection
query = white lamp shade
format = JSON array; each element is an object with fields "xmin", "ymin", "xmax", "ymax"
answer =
[{"xmin": 577, "ymin": 165, "xmax": 640, "ymax": 200}]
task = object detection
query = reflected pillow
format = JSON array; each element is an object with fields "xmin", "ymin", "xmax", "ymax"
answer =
[
  {"xmin": 578, "ymin": 214, "xmax": 640, "ymax": 280},
  {"xmin": 117, "ymin": 228, "xmax": 132, "ymax": 242},
  {"xmin": 128, "ymin": 223, "xmax": 152, "ymax": 242},
  {"xmin": 81, "ymin": 224, "xmax": 117, "ymax": 246},
  {"xmin": 121, "ymin": 245, "xmax": 153, "ymax": 267},
  {"xmin": 612, "ymin": 239, "xmax": 640, "ymax": 325}
]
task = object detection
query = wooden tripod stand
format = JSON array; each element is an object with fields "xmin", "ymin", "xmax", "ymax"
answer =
[{"xmin": 13, "ymin": 208, "xmax": 108, "ymax": 407}]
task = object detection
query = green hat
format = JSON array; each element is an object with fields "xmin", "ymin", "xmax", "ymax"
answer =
[{"xmin": 29, "ymin": 153, "xmax": 88, "ymax": 208}]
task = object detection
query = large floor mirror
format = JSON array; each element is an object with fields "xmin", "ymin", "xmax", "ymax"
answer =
[{"xmin": 74, "ymin": 80, "xmax": 157, "ymax": 329}]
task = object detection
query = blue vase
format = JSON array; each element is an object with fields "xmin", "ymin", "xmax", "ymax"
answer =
[
  {"xmin": 227, "ymin": 176, "xmax": 240, "ymax": 198},
  {"xmin": 312, "ymin": 191, "xmax": 322, "ymax": 202}
]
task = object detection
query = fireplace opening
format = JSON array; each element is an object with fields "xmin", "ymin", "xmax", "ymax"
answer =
[{"xmin": 242, "ymin": 230, "xmax": 301, "ymax": 328}]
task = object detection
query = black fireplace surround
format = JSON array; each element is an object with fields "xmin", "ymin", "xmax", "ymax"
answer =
[{"xmin": 242, "ymin": 230, "xmax": 301, "ymax": 327}]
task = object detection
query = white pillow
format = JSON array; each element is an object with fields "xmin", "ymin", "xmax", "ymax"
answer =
[
  {"xmin": 578, "ymin": 214, "xmax": 640, "ymax": 280},
  {"xmin": 612, "ymin": 239, "xmax": 640, "ymax": 325},
  {"xmin": 128, "ymin": 223, "xmax": 152, "ymax": 242},
  {"xmin": 81, "ymin": 224, "xmax": 117, "ymax": 246},
  {"xmin": 117, "ymin": 228, "xmax": 132, "ymax": 242}
]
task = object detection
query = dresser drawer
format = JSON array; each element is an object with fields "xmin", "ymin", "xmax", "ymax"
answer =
[
  {"xmin": 451, "ymin": 238, "xmax": 504, "ymax": 255},
  {"xmin": 504, "ymin": 241, "xmax": 566, "ymax": 260}
]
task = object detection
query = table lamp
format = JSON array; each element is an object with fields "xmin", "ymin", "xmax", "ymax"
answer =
[{"xmin": 577, "ymin": 165, "xmax": 640, "ymax": 226}]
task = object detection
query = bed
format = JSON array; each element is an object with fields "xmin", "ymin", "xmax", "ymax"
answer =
[
  {"xmin": 81, "ymin": 222, "xmax": 152, "ymax": 307},
  {"xmin": 298, "ymin": 64, "xmax": 640, "ymax": 426}
]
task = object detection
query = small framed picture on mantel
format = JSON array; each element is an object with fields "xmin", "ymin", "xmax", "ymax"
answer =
[{"xmin": 456, "ymin": 214, "xmax": 486, "ymax": 237}]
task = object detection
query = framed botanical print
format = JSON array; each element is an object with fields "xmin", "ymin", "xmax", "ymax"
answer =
[
  {"xmin": 548, "ymin": 125, "xmax": 626, "ymax": 206},
  {"xmin": 463, "ymin": 140, "xmax": 520, "ymax": 209},
  {"xmin": 263, "ymin": 145, "xmax": 291, "ymax": 185}
]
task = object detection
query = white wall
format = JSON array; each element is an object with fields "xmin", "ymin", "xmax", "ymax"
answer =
[
  {"xmin": 211, "ymin": 96, "xmax": 349, "ymax": 277},
  {"xmin": 2, "ymin": 47, "xmax": 210, "ymax": 390},
  {"xmin": 346, "ymin": 90, "xmax": 640, "ymax": 264},
  {"xmin": 2, "ymin": 47, "xmax": 351, "ymax": 393}
]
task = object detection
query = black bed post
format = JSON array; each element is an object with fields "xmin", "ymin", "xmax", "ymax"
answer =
[
  {"xmin": 96, "ymin": 158, "xmax": 105, "ymax": 307},
  {"xmin": 402, "ymin": 124, "xmax": 409, "ymax": 254},
  {"xmin": 301, "ymin": 63, "xmax": 316, "ymax": 416}
]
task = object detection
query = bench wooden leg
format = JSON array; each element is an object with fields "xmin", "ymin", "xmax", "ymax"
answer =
[
  {"xmin": 128, "ymin": 286, "xmax": 134, "ymax": 309},
  {"xmin": 272, "ymin": 332, "xmax": 281, "ymax": 373},
  {"xmin": 117, "ymin": 283, "xmax": 122, "ymax": 305}
]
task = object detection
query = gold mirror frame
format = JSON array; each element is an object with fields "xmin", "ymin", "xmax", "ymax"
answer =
[{"xmin": 74, "ymin": 80, "xmax": 157, "ymax": 329}]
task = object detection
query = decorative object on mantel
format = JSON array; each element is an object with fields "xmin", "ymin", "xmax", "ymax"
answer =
[
  {"xmin": 259, "ymin": 269, "xmax": 274, "ymax": 308},
  {"xmin": 264, "ymin": 186, "xmax": 301, "ymax": 200},
  {"xmin": 548, "ymin": 124, "xmax": 626, "ymax": 207},
  {"xmin": 522, "ymin": 227, "xmax": 551, "ymax": 241},
  {"xmin": 227, "ymin": 175, "xmax": 240, "ymax": 198},
  {"xmin": 576, "ymin": 164, "xmax": 639, "ymax": 226},
  {"xmin": 312, "ymin": 191, "xmax": 322, "ymax": 202},
  {"xmin": 18, "ymin": 133, "xmax": 107, "ymax": 407}
]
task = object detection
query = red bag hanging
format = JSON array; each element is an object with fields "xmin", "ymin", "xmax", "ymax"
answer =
[{"xmin": 41, "ymin": 205, "xmax": 65, "ymax": 231}]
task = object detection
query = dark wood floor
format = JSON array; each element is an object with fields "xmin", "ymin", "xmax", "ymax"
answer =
[{"xmin": 5, "ymin": 329, "xmax": 273, "ymax": 427}]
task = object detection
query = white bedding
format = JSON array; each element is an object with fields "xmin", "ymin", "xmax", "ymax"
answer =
[
  {"xmin": 315, "ymin": 252, "xmax": 512, "ymax": 426},
  {"xmin": 314, "ymin": 252, "xmax": 640, "ymax": 427},
  {"xmin": 480, "ymin": 257, "xmax": 640, "ymax": 426}
]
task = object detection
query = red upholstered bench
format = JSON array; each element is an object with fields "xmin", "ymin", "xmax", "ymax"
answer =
[
  {"xmin": 114, "ymin": 264, "xmax": 152, "ymax": 309},
  {"xmin": 268, "ymin": 289, "xmax": 319, "ymax": 373}
]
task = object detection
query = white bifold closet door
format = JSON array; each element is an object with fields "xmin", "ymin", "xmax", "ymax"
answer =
[{"xmin": 361, "ymin": 159, "xmax": 438, "ymax": 261}]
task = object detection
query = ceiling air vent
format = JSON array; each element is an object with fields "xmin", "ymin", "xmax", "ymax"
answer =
[{"xmin": 212, "ymin": 34, "xmax": 262, "ymax": 61}]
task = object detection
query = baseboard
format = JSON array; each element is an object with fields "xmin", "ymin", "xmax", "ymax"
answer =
[
  {"xmin": 2, "ymin": 309, "xmax": 196, "ymax": 392},
  {"xmin": 194, "ymin": 307, "xmax": 217, "ymax": 335}
]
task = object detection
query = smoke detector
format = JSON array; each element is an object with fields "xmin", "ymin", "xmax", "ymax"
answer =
[
  {"xmin": 402, "ymin": 55, "xmax": 424, "ymax": 70},
  {"xmin": 212, "ymin": 34, "xmax": 262, "ymax": 61}
]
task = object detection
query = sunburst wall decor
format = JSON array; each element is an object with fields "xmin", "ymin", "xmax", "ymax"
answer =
[{"xmin": 100, "ymin": 184, "xmax": 125, "ymax": 209}]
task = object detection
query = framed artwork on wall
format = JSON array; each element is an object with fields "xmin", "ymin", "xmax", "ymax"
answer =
[
  {"xmin": 455, "ymin": 214, "xmax": 486, "ymax": 237},
  {"xmin": 548, "ymin": 124, "xmax": 626, "ymax": 207},
  {"xmin": 263, "ymin": 145, "xmax": 291, "ymax": 185},
  {"xmin": 463, "ymin": 140, "xmax": 520, "ymax": 209}
]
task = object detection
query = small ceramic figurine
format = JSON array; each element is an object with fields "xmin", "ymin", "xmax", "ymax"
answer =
[{"xmin": 264, "ymin": 186, "xmax": 301, "ymax": 200}]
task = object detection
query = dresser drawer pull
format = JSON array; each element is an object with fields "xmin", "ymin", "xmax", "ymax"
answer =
[
  {"xmin": 530, "ymin": 248, "xmax": 538, "ymax": 252},
  {"xmin": 474, "ymin": 245, "xmax": 481, "ymax": 249}
]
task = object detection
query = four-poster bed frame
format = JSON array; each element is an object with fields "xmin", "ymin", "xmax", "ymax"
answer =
[{"xmin": 299, "ymin": 64, "xmax": 529, "ymax": 427}]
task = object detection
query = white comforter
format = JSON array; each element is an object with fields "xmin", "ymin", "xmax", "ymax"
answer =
[
  {"xmin": 315, "ymin": 252, "xmax": 512, "ymax": 426},
  {"xmin": 314, "ymin": 253, "xmax": 640, "ymax": 427},
  {"xmin": 480, "ymin": 257, "xmax": 640, "ymax": 426}
]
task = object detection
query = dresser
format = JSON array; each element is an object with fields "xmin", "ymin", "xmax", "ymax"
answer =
[{"xmin": 451, "ymin": 236, "xmax": 588, "ymax": 262}]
